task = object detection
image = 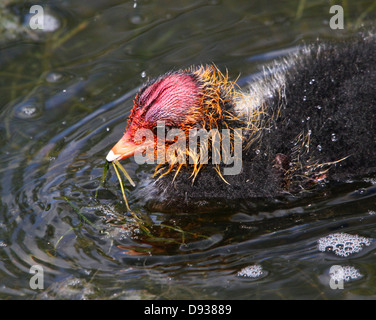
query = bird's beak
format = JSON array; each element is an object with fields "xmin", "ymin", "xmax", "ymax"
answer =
[
  {"xmin": 106, "ymin": 132, "xmax": 139, "ymax": 162},
  {"xmin": 106, "ymin": 131, "xmax": 156, "ymax": 162}
]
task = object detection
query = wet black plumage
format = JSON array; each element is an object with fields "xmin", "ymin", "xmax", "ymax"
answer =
[{"xmin": 111, "ymin": 33, "xmax": 376, "ymax": 211}]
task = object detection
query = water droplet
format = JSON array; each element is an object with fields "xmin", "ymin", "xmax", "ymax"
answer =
[
  {"xmin": 331, "ymin": 133, "xmax": 337, "ymax": 142},
  {"xmin": 42, "ymin": 13, "xmax": 60, "ymax": 32},
  {"xmin": 106, "ymin": 127, "xmax": 110, "ymax": 132},
  {"xmin": 23, "ymin": 106, "xmax": 36, "ymax": 116},
  {"xmin": 316, "ymin": 105, "xmax": 322, "ymax": 110},
  {"xmin": 14, "ymin": 101, "xmax": 40, "ymax": 119},
  {"xmin": 317, "ymin": 145, "xmax": 322, "ymax": 152},
  {"xmin": 141, "ymin": 71, "xmax": 146, "ymax": 78},
  {"xmin": 46, "ymin": 72, "xmax": 62, "ymax": 83},
  {"xmin": 255, "ymin": 149, "xmax": 260, "ymax": 155},
  {"xmin": 130, "ymin": 15, "xmax": 142, "ymax": 24},
  {"xmin": 303, "ymin": 96, "xmax": 307, "ymax": 101},
  {"xmin": 309, "ymin": 78, "xmax": 315, "ymax": 85},
  {"xmin": 24, "ymin": 11, "xmax": 60, "ymax": 33}
]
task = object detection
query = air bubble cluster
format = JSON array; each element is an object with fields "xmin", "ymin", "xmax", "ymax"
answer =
[
  {"xmin": 329, "ymin": 265, "xmax": 363, "ymax": 282},
  {"xmin": 318, "ymin": 233, "xmax": 372, "ymax": 257},
  {"xmin": 237, "ymin": 265, "xmax": 265, "ymax": 278}
]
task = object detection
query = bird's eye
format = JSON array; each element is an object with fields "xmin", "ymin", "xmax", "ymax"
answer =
[
  {"xmin": 153, "ymin": 124, "xmax": 173, "ymax": 135},
  {"xmin": 165, "ymin": 125, "xmax": 172, "ymax": 134}
]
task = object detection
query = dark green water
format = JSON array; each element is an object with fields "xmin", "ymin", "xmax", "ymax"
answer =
[{"xmin": 1, "ymin": 0, "xmax": 376, "ymax": 299}]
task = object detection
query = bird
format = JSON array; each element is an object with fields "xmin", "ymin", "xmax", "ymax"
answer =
[{"xmin": 106, "ymin": 32, "xmax": 376, "ymax": 212}]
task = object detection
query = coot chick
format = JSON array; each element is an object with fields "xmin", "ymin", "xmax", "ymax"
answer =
[{"xmin": 106, "ymin": 34, "xmax": 376, "ymax": 211}]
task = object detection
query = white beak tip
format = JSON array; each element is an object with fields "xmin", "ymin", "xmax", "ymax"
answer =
[{"xmin": 106, "ymin": 150, "xmax": 120, "ymax": 162}]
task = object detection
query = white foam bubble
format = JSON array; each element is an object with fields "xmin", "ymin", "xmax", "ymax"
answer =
[
  {"xmin": 237, "ymin": 264, "xmax": 265, "ymax": 278},
  {"xmin": 329, "ymin": 265, "xmax": 363, "ymax": 282},
  {"xmin": 318, "ymin": 233, "xmax": 372, "ymax": 257}
]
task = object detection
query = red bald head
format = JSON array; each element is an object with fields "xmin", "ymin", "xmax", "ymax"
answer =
[
  {"xmin": 128, "ymin": 72, "xmax": 202, "ymax": 134},
  {"xmin": 107, "ymin": 71, "xmax": 203, "ymax": 162}
]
